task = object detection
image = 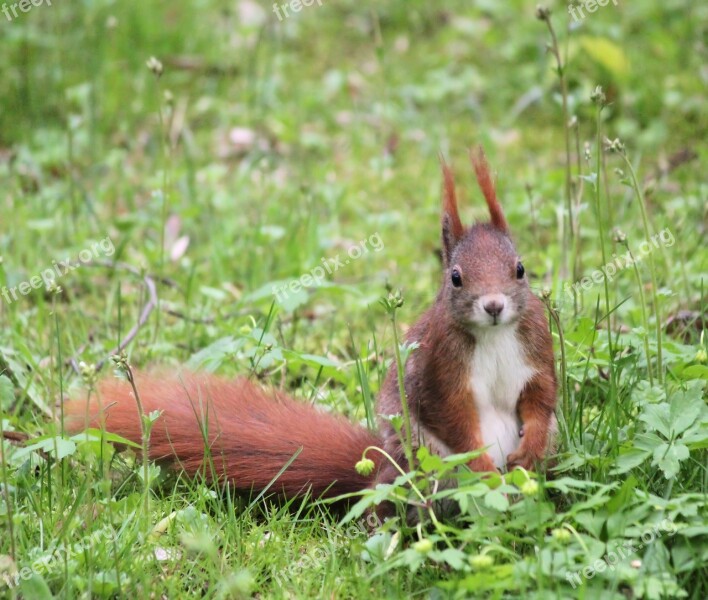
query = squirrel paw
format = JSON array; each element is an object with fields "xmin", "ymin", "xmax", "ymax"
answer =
[
  {"xmin": 506, "ymin": 448, "xmax": 542, "ymax": 471},
  {"xmin": 467, "ymin": 454, "xmax": 499, "ymax": 474}
]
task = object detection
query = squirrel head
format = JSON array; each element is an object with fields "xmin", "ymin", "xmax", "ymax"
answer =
[{"xmin": 439, "ymin": 147, "xmax": 529, "ymax": 331}]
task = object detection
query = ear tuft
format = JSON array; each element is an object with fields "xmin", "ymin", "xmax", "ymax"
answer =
[
  {"xmin": 469, "ymin": 146, "xmax": 508, "ymax": 233},
  {"xmin": 439, "ymin": 155, "xmax": 464, "ymax": 264}
]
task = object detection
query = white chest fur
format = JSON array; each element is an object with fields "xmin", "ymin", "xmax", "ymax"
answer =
[{"xmin": 469, "ymin": 325, "xmax": 536, "ymax": 468}]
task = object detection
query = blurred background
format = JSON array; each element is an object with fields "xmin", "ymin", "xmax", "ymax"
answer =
[
  {"xmin": 1, "ymin": 1, "xmax": 704, "ymax": 322},
  {"xmin": 2, "ymin": 1, "xmax": 705, "ymax": 327}
]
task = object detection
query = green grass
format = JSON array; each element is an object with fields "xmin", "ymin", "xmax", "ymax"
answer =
[{"xmin": 1, "ymin": 0, "xmax": 706, "ymax": 598}]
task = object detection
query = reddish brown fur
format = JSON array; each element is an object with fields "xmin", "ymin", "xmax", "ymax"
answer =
[
  {"xmin": 506, "ymin": 298, "xmax": 557, "ymax": 469},
  {"xmin": 65, "ymin": 372, "xmax": 382, "ymax": 498},
  {"xmin": 377, "ymin": 304, "xmax": 498, "ymax": 476},
  {"xmin": 440, "ymin": 157, "xmax": 464, "ymax": 242}
]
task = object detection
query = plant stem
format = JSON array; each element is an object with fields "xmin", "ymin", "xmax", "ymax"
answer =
[
  {"xmin": 543, "ymin": 296, "xmax": 569, "ymax": 428},
  {"xmin": 623, "ymin": 243, "xmax": 654, "ymax": 386},
  {"xmin": 0, "ymin": 418, "xmax": 16, "ymax": 560},
  {"xmin": 362, "ymin": 446, "xmax": 425, "ymax": 503},
  {"xmin": 572, "ymin": 120, "xmax": 585, "ymax": 314},
  {"xmin": 620, "ymin": 154, "xmax": 664, "ymax": 381},
  {"xmin": 543, "ymin": 15, "xmax": 574, "ymax": 278},
  {"xmin": 124, "ymin": 364, "xmax": 150, "ymax": 515},
  {"xmin": 593, "ymin": 101, "xmax": 617, "ymax": 448},
  {"xmin": 390, "ymin": 309, "xmax": 415, "ymax": 475}
]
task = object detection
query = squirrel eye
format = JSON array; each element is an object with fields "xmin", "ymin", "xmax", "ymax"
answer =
[
  {"xmin": 516, "ymin": 262, "xmax": 525, "ymax": 280},
  {"xmin": 451, "ymin": 268, "xmax": 463, "ymax": 288}
]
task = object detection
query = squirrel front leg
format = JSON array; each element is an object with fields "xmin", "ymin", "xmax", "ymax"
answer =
[
  {"xmin": 423, "ymin": 389, "xmax": 499, "ymax": 474},
  {"xmin": 373, "ymin": 402, "xmax": 496, "ymax": 522},
  {"xmin": 460, "ymin": 418, "xmax": 498, "ymax": 473},
  {"xmin": 507, "ymin": 372, "xmax": 556, "ymax": 471},
  {"xmin": 375, "ymin": 400, "xmax": 497, "ymax": 489}
]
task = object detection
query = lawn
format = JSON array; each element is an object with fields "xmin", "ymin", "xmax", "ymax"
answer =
[{"xmin": 0, "ymin": 1, "xmax": 706, "ymax": 598}]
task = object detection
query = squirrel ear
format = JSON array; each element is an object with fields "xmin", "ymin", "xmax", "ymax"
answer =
[
  {"xmin": 440, "ymin": 156, "xmax": 465, "ymax": 265},
  {"xmin": 470, "ymin": 146, "xmax": 508, "ymax": 233}
]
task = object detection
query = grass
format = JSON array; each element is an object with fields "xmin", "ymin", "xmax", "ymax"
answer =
[{"xmin": 1, "ymin": 0, "xmax": 706, "ymax": 598}]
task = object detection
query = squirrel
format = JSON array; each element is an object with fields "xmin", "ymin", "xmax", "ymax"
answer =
[{"xmin": 65, "ymin": 147, "xmax": 557, "ymax": 503}]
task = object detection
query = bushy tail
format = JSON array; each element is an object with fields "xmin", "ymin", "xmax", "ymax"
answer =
[{"xmin": 65, "ymin": 371, "xmax": 382, "ymax": 499}]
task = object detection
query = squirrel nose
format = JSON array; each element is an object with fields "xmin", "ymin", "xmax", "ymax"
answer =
[{"xmin": 483, "ymin": 300, "xmax": 504, "ymax": 317}]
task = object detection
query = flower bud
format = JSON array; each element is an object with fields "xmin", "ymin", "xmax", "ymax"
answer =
[
  {"xmin": 413, "ymin": 539, "xmax": 433, "ymax": 554},
  {"xmin": 355, "ymin": 458, "xmax": 376, "ymax": 476},
  {"xmin": 469, "ymin": 554, "xmax": 494, "ymax": 569},
  {"xmin": 146, "ymin": 56, "xmax": 164, "ymax": 78},
  {"xmin": 551, "ymin": 528, "xmax": 571, "ymax": 543},
  {"xmin": 520, "ymin": 480, "xmax": 539, "ymax": 497}
]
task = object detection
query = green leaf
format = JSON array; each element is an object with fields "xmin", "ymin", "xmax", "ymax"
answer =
[
  {"xmin": 360, "ymin": 532, "xmax": 391, "ymax": 563},
  {"xmin": 186, "ymin": 336, "xmax": 240, "ymax": 371},
  {"xmin": 579, "ymin": 36, "xmax": 630, "ymax": 78},
  {"xmin": 652, "ymin": 443, "xmax": 690, "ymax": 479},
  {"xmin": 340, "ymin": 487, "xmax": 391, "ymax": 526},
  {"xmin": 484, "ymin": 490, "xmax": 509, "ymax": 512},
  {"xmin": 14, "ymin": 436, "xmax": 76, "ymax": 461},
  {"xmin": 432, "ymin": 548, "xmax": 467, "ymax": 570},
  {"xmin": 682, "ymin": 427, "xmax": 708, "ymax": 449},
  {"xmin": 606, "ymin": 475, "xmax": 639, "ymax": 514},
  {"xmin": 0, "ymin": 374, "xmax": 13, "ymax": 410},
  {"xmin": 0, "ymin": 346, "xmax": 52, "ymax": 417},
  {"xmin": 639, "ymin": 404, "xmax": 671, "ymax": 438},
  {"xmin": 668, "ymin": 388, "xmax": 703, "ymax": 437},
  {"xmin": 552, "ymin": 453, "xmax": 592, "ymax": 471},
  {"xmin": 545, "ymin": 477, "xmax": 606, "ymax": 494},
  {"xmin": 632, "ymin": 382, "xmax": 667, "ymax": 405},
  {"xmin": 70, "ymin": 428, "xmax": 141, "ymax": 449},
  {"xmin": 439, "ymin": 564, "xmax": 517, "ymax": 592},
  {"xmin": 19, "ymin": 573, "xmax": 54, "ymax": 600},
  {"xmin": 611, "ymin": 447, "xmax": 651, "ymax": 474},
  {"xmin": 417, "ymin": 446, "xmax": 444, "ymax": 473},
  {"xmin": 443, "ymin": 451, "xmax": 484, "ymax": 466},
  {"xmin": 678, "ymin": 365, "xmax": 708, "ymax": 381}
]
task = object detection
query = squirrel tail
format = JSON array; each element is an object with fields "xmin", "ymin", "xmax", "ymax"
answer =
[{"xmin": 65, "ymin": 371, "xmax": 382, "ymax": 499}]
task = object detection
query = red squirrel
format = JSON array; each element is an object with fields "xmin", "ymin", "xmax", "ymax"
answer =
[{"xmin": 66, "ymin": 147, "xmax": 557, "ymax": 501}]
